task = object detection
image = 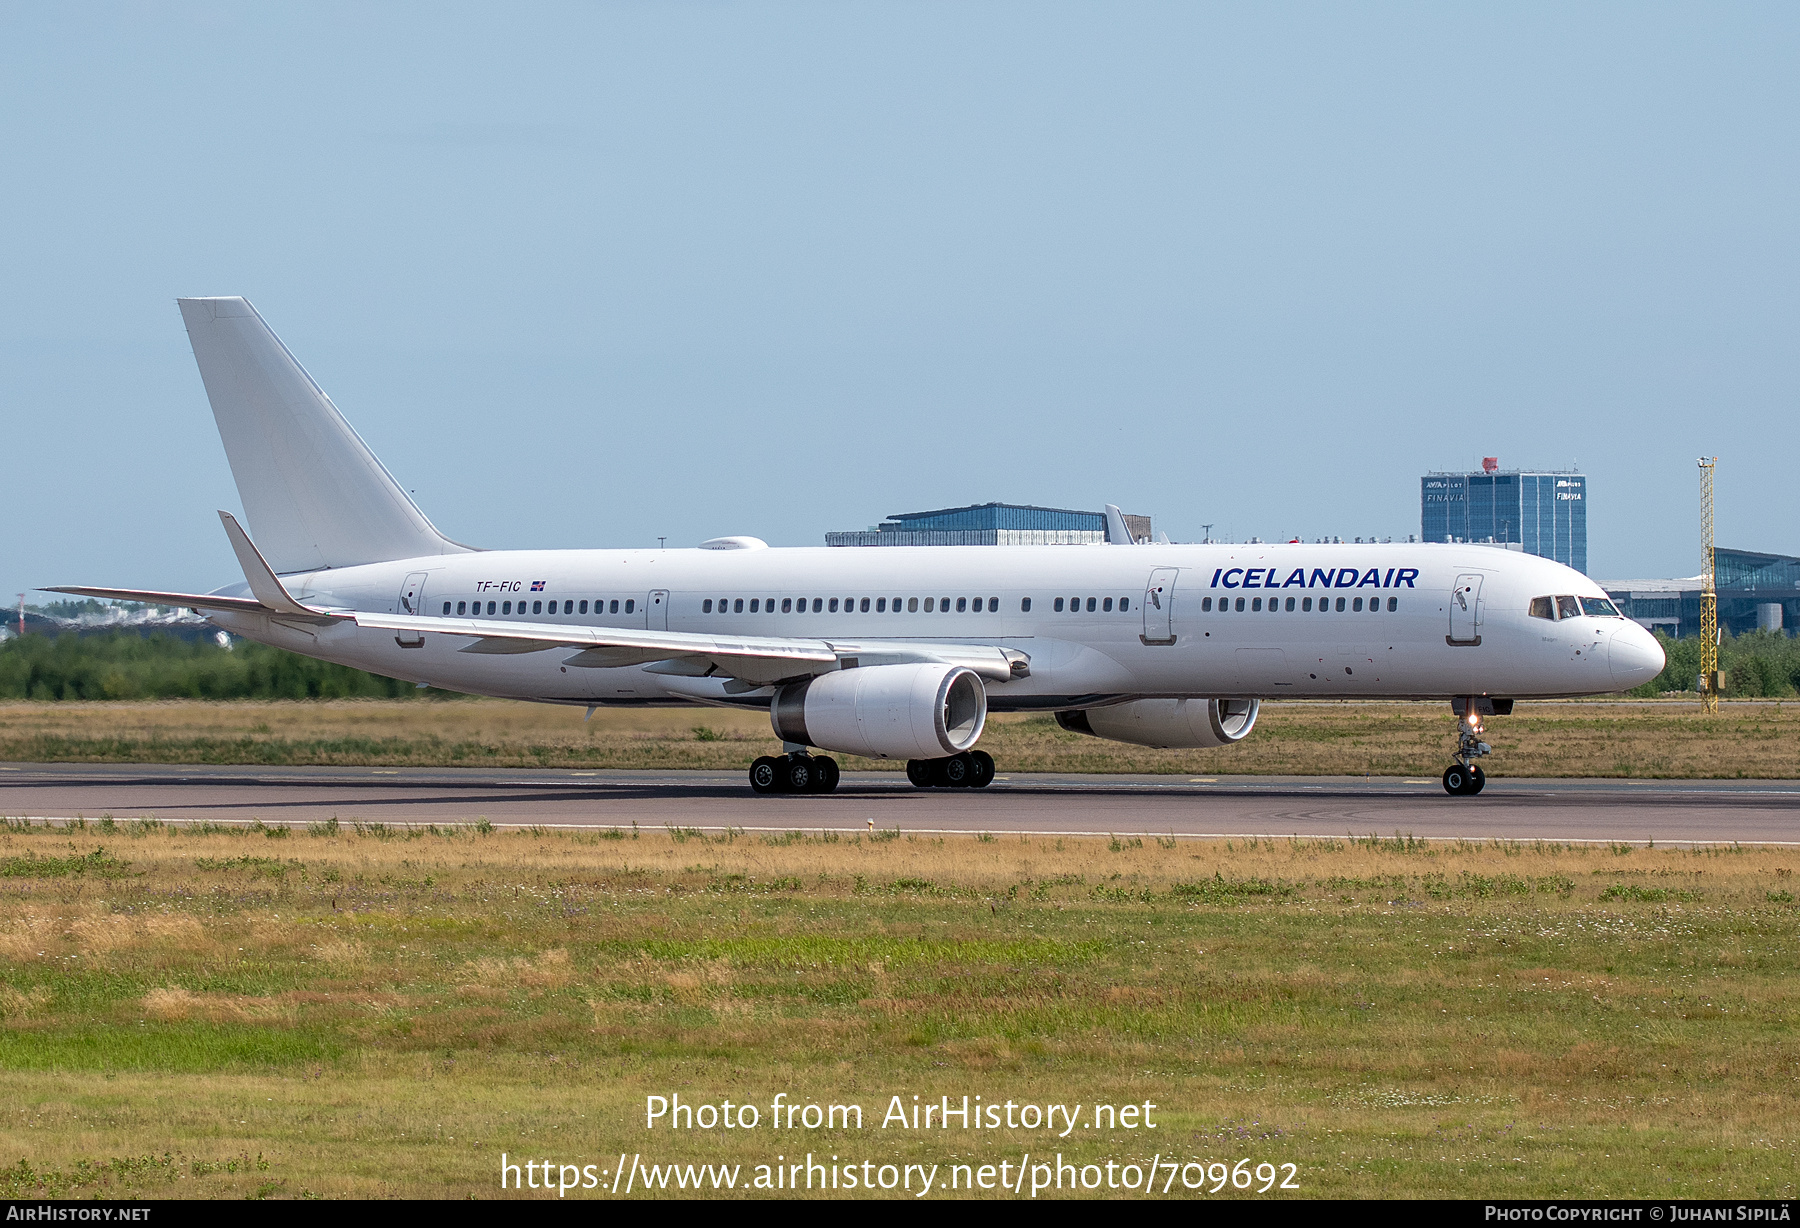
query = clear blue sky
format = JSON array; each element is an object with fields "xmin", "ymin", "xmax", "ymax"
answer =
[{"xmin": 4, "ymin": 3, "xmax": 1795, "ymax": 600}]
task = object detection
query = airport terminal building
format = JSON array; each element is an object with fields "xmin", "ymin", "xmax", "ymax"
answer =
[
  {"xmin": 1422, "ymin": 464, "xmax": 1587, "ymax": 573},
  {"xmin": 1603, "ymin": 547, "xmax": 1799, "ymax": 639},
  {"xmin": 826, "ymin": 502, "xmax": 1151, "ymax": 547}
]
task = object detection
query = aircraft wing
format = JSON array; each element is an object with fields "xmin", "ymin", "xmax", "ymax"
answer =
[{"xmin": 353, "ymin": 610, "xmax": 1027, "ymax": 686}]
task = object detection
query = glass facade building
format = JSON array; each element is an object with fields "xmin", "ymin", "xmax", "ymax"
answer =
[
  {"xmin": 826, "ymin": 502, "xmax": 1150, "ymax": 547},
  {"xmin": 1604, "ymin": 548, "xmax": 1800, "ymax": 639},
  {"xmin": 1422, "ymin": 469, "xmax": 1587, "ymax": 573}
]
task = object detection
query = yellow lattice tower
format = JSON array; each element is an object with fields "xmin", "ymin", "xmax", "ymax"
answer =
[{"xmin": 1698, "ymin": 457, "xmax": 1718, "ymax": 713}]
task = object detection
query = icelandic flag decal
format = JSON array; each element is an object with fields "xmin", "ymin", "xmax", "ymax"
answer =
[{"xmin": 530, "ymin": 581, "xmax": 546, "ymax": 592}]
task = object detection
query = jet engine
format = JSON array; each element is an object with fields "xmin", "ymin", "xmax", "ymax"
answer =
[
  {"xmin": 1054, "ymin": 698, "xmax": 1259, "ymax": 749},
  {"xmin": 771, "ymin": 663, "xmax": 987, "ymax": 760}
]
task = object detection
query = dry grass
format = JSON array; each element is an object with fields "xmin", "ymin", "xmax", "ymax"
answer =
[
  {"xmin": 0, "ymin": 819, "xmax": 1795, "ymax": 1198},
  {"xmin": 0, "ymin": 697, "xmax": 1797, "ymax": 777}
]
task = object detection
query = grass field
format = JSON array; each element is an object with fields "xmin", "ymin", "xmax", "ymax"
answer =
[
  {"xmin": 0, "ymin": 819, "xmax": 1794, "ymax": 1199},
  {"xmin": 1, "ymin": 697, "xmax": 1797, "ymax": 779}
]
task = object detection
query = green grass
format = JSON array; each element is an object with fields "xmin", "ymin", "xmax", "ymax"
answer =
[{"xmin": 0, "ymin": 823, "xmax": 1794, "ymax": 1198}]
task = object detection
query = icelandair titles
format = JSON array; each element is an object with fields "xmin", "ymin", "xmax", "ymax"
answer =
[{"xmin": 1211, "ymin": 567, "xmax": 1420, "ymax": 591}]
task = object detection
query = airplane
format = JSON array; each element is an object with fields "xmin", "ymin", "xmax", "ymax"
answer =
[{"xmin": 49, "ymin": 298, "xmax": 1666, "ymax": 798}]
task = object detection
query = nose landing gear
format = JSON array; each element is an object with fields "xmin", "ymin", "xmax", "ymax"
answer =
[{"xmin": 1443, "ymin": 697, "xmax": 1505, "ymax": 795}]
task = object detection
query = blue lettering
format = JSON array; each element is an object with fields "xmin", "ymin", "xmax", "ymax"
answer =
[
  {"xmin": 1244, "ymin": 568, "xmax": 1264, "ymax": 588},
  {"xmin": 1335, "ymin": 569, "xmax": 1359, "ymax": 589},
  {"xmin": 1358, "ymin": 568, "xmax": 1382, "ymax": 588},
  {"xmin": 1384, "ymin": 568, "xmax": 1395, "ymax": 588},
  {"xmin": 1211, "ymin": 569, "xmax": 1222, "ymax": 588},
  {"xmin": 1221, "ymin": 568, "xmax": 1243, "ymax": 589},
  {"xmin": 1395, "ymin": 568, "xmax": 1419, "ymax": 588},
  {"xmin": 1282, "ymin": 569, "xmax": 1307, "ymax": 588},
  {"xmin": 1310, "ymin": 568, "xmax": 1334, "ymax": 589}
]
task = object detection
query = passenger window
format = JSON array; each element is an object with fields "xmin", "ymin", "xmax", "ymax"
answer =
[
  {"xmin": 1335, "ymin": 597, "xmax": 1346, "ymax": 612},
  {"xmin": 1284, "ymin": 597, "xmax": 1295, "ymax": 612},
  {"xmin": 502, "ymin": 601, "xmax": 512, "ymax": 615},
  {"xmin": 452, "ymin": 601, "xmax": 462, "ymax": 615},
  {"xmin": 807, "ymin": 598, "xmax": 818, "ymax": 613},
  {"xmin": 1201, "ymin": 596, "xmax": 1212, "ymax": 612},
  {"xmin": 955, "ymin": 597, "xmax": 967, "ymax": 612},
  {"xmin": 728, "ymin": 598, "xmax": 738, "ymax": 613},
  {"xmin": 988, "ymin": 597, "xmax": 998, "ymax": 612},
  {"xmin": 1103, "ymin": 597, "xmax": 1113, "ymax": 612},
  {"xmin": 1054, "ymin": 597, "xmax": 1064, "ymax": 612},
  {"xmin": 1387, "ymin": 596, "xmax": 1397, "ymax": 612},
  {"xmin": 907, "ymin": 597, "xmax": 918, "ymax": 612},
  {"xmin": 487, "ymin": 601, "xmax": 496, "ymax": 615},
  {"xmin": 579, "ymin": 600, "xmax": 589, "ymax": 614},
  {"xmin": 845, "ymin": 597, "xmax": 854, "ymax": 610},
  {"xmin": 1302, "ymin": 597, "xmax": 1312, "ymax": 612},
  {"xmin": 1119, "ymin": 597, "xmax": 1128, "ymax": 611},
  {"xmin": 876, "ymin": 597, "xmax": 887, "ymax": 612},
  {"xmin": 1085, "ymin": 597, "xmax": 1096, "ymax": 612},
  {"xmin": 609, "ymin": 600, "xmax": 619, "ymax": 614},
  {"xmin": 861, "ymin": 597, "xmax": 870, "ymax": 612},
  {"xmin": 940, "ymin": 597, "xmax": 951, "ymax": 612},
  {"xmin": 749, "ymin": 599, "xmax": 759, "ymax": 613},
  {"xmin": 827, "ymin": 598, "xmax": 838, "ymax": 613},
  {"xmin": 780, "ymin": 598, "xmax": 792, "ymax": 613},
  {"xmin": 1352, "ymin": 597, "xmax": 1363, "ymax": 612},
  {"xmin": 1556, "ymin": 595, "xmax": 1580, "ymax": 620},
  {"xmin": 1021, "ymin": 597, "xmax": 1031, "ymax": 612},
  {"xmin": 1234, "ymin": 597, "xmax": 1245, "ymax": 612},
  {"xmin": 1252, "ymin": 597, "xmax": 1263, "ymax": 612},
  {"xmin": 562, "ymin": 601, "xmax": 571, "ymax": 614},
  {"xmin": 625, "ymin": 599, "xmax": 635, "ymax": 614},
  {"xmin": 703, "ymin": 599, "xmax": 714, "ymax": 614}
]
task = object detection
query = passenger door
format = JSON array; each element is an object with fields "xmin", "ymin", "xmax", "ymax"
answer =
[
  {"xmin": 1141, "ymin": 567, "xmax": 1178, "ymax": 645},
  {"xmin": 648, "ymin": 589, "xmax": 669, "ymax": 631},
  {"xmin": 1448, "ymin": 573, "xmax": 1483, "ymax": 645},
  {"xmin": 398, "ymin": 571, "xmax": 430, "ymax": 616},
  {"xmin": 395, "ymin": 571, "xmax": 429, "ymax": 648}
]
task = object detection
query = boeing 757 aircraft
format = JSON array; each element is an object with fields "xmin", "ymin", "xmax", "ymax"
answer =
[{"xmin": 50, "ymin": 298, "xmax": 1665, "ymax": 797}]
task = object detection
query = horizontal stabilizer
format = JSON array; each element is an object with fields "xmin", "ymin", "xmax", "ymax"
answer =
[{"xmin": 42, "ymin": 585, "xmax": 268, "ymax": 616}]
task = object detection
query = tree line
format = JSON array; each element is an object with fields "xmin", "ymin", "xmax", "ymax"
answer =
[{"xmin": 0, "ymin": 631, "xmax": 444, "ymax": 700}]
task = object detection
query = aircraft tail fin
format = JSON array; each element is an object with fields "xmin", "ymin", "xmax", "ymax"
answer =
[{"xmin": 176, "ymin": 297, "xmax": 475, "ymax": 574}]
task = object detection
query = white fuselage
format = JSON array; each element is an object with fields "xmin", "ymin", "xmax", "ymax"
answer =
[{"xmin": 206, "ymin": 541, "xmax": 1665, "ymax": 710}]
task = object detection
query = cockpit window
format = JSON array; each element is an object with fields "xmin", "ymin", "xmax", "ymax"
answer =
[
  {"xmin": 1579, "ymin": 596, "xmax": 1620, "ymax": 618},
  {"xmin": 1529, "ymin": 596, "xmax": 1554, "ymax": 620},
  {"xmin": 1555, "ymin": 595, "xmax": 1581, "ymax": 620}
]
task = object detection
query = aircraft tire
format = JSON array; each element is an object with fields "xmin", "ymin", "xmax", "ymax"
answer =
[
  {"xmin": 1442, "ymin": 765, "xmax": 1470, "ymax": 796},
  {"xmin": 783, "ymin": 755, "xmax": 815, "ymax": 793},
  {"xmin": 812, "ymin": 756, "xmax": 841, "ymax": 793},
  {"xmin": 942, "ymin": 754, "xmax": 973, "ymax": 788},
  {"xmin": 1468, "ymin": 766, "xmax": 1485, "ymax": 795},
  {"xmin": 905, "ymin": 760, "xmax": 936, "ymax": 789},
  {"xmin": 749, "ymin": 756, "xmax": 781, "ymax": 794},
  {"xmin": 968, "ymin": 750, "xmax": 995, "ymax": 788}
]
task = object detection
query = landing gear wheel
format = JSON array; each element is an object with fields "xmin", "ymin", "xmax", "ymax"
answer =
[
  {"xmin": 942, "ymin": 754, "xmax": 973, "ymax": 788},
  {"xmin": 783, "ymin": 755, "xmax": 815, "ymax": 793},
  {"xmin": 1467, "ymin": 765, "xmax": 1485, "ymax": 795},
  {"xmin": 905, "ymin": 759, "xmax": 935, "ymax": 788},
  {"xmin": 968, "ymin": 750, "xmax": 995, "ymax": 788},
  {"xmin": 811, "ymin": 756, "xmax": 840, "ymax": 793},
  {"xmin": 749, "ymin": 756, "xmax": 780, "ymax": 794},
  {"xmin": 1443, "ymin": 765, "xmax": 1470, "ymax": 796}
]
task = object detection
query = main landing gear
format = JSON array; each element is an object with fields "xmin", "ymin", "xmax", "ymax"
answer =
[
  {"xmin": 906, "ymin": 750, "xmax": 995, "ymax": 789},
  {"xmin": 1443, "ymin": 697, "xmax": 1505, "ymax": 796},
  {"xmin": 749, "ymin": 752, "xmax": 841, "ymax": 794}
]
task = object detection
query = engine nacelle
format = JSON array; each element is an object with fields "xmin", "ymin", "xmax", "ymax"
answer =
[
  {"xmin": 771, "ymin": 663, "xmax": 987, "ymax": 760},
  {"xmin": 1055, "ymin": 698, "xmax": 1259, "ymax": 749}
]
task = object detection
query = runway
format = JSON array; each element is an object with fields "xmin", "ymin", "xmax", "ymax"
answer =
[{"xmin": 3, "ymin": 762, "xmax": 1798, "ymax": 844}]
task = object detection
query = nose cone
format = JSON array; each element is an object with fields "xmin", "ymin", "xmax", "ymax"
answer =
[{"xmin": 1609, "ymin": 623, "xmax": 1667, "ymax": 689}]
